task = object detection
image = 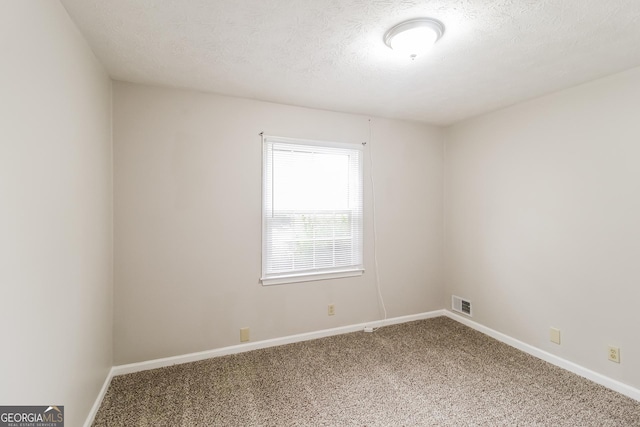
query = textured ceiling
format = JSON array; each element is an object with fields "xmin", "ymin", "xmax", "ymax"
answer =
[{"xmin": 60, "ymin": 0, "xmax": 640, "ymax": 125}]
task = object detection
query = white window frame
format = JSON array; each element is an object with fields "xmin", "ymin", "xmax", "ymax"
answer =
[{"xmin": 261, "ymin": 135, "xmax": 364, "ymax": 286}]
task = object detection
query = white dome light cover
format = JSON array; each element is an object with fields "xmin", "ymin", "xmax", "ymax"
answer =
[{"xmin": 384, "ymin": 18, "xmax": 445, "ymax": 59}]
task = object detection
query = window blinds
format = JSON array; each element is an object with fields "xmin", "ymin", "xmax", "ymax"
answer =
[{"xmin": 262, "ymin": 135, "xmax": 364, "ymax": 285}]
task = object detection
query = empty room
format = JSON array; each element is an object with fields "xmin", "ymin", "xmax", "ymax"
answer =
[{"xmin": 2, "ymin": 1, "xmax": 640, "ymax": 426}]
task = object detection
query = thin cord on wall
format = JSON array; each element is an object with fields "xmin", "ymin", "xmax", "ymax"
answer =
[{"xmin": 367, "ymin": 118, "xmax": 387, "ymax": 330}]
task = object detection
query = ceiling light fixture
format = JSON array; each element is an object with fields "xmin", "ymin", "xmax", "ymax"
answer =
[{"xmin": 384, "ymin": 18, "xmax": 445, "ymax": 60}]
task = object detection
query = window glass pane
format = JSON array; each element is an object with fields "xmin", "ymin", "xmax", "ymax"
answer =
[{"xmin": 273, "ymin": 149, "xmax": 350, "ymax": 211}]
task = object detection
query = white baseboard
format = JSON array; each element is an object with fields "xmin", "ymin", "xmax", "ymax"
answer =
[
  {"xmin": 111, "ymin": 309, "xmax": 446, "ymax": 377},
  {"xmin": 444, "ymin": 310, "xmax": 640, "ymax": 402},
  {"xmin": 84, "ymin": 366, "xmax": 115, "ymax": 427}
]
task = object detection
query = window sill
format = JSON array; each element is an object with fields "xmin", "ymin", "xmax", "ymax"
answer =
[{"xmin": 261, "ymin": 268, "xmax": 364, "ymax": 286}]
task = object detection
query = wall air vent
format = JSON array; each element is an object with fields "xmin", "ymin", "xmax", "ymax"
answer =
[{"xmin": 452, "ymin": 295, "xmax": 472, "ymax": 317}]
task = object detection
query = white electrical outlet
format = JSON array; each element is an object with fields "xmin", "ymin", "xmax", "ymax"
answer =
[
  {"xmin": 240, "ymin": 327, "xmax": 250, "ymax": 342},
  {"xmin": 608, "ymin": 346, "xmax": 620, "ymax": 363},
  {"xmin": 550, "ymin": 327, "xmax": 561, "ymax": 345}
]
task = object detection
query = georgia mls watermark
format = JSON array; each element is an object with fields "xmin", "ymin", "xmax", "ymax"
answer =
[{"xmin": 0, "ymin": 406, "xmax": 64, "ymax": 427}]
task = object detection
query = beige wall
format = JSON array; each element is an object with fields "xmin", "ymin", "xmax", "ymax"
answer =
[
  {"xmin": 0, "ymin": 1, "xmax": 113, "ymax": 426},
  {"xmin": 445, "ymin": 66, "xmax": 640, "ymax": 389},
  {"xmin": 113, "ymin": 82, "xmax": 444, "ymax": 364}
]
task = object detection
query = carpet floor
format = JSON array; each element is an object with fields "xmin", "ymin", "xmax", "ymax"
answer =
[{"xmin": 93, "ymin": 317, "xmax": 640, "ymax": 426}]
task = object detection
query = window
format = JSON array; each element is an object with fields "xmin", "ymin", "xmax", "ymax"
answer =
[{"xmin": 261, "ymin": 135, "xmax": 364, "ymax": 285}]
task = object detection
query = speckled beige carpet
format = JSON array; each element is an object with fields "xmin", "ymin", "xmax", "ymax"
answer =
[{"xmin": 93, "ymin": 317, "xmax": 640, "ymax": 426}]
